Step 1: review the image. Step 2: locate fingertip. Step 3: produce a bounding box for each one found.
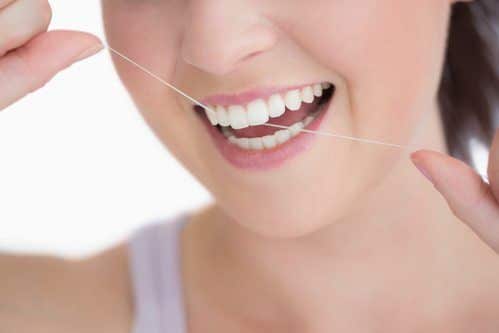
[49,29,103,45]
[72,31,104,51]
[410,150,443,173]
[409,150,422,162]
[409,150,476,192]
[410,150,436,185]
[74,43,104,62]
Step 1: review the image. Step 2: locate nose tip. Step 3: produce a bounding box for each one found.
[181,16,278,76]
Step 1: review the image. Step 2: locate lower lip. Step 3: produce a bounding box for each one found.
[198,98,332,170]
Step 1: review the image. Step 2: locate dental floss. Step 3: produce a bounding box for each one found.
[104,45,413,150]
[102,45,492,180]
[263,123,409,149]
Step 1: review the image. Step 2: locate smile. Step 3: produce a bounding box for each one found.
[194,82,335,169]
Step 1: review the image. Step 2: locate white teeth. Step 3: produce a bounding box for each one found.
[216,105,230,127]
[247,99,269,126]
[284,89,302,111]
[236,137,250,149]
[262,135,277,149]
[205,106,218,126]
[289,122,304,136]
[204,82,331,129]
[268,94,286,118]
[221,126,232,137]
[304,115,314,126]
[228,105,249,129]
[226,112,319,151]
[301,86,314,104]
[275,129,291,144]
[313,84,323,97]
[249,137,264,150]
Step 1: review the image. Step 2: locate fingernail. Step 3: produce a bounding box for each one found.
[75,43,104,62]
[411,155,434,185]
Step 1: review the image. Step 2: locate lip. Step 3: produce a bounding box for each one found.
[200,82,324,107]
[197,91,333,170]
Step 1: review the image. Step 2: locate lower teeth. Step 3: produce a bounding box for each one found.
[222,111,319,150]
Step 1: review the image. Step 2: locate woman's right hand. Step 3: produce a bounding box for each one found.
[0,0,102,111]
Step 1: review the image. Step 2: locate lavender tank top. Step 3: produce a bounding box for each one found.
[128,215,189,333]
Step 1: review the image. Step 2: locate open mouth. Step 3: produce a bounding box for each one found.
[194,82,335,150]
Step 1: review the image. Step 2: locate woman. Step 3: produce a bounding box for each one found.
[1,0,499,331]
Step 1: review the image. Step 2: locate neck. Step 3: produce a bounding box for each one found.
[186,102,485,330]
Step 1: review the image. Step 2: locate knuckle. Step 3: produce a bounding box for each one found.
[0,0,52,55]
[0,0,52,56]
[37,0,52,29]
[40,0,52,28]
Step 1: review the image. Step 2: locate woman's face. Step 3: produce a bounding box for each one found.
[102,0,454,237]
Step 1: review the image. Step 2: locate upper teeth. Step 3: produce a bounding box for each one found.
[203,82,331,129]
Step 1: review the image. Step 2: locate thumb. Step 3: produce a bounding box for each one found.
[0,30,103,110]
[411,150,499,252]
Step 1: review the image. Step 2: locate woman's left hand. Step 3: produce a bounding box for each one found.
[411,129,499,253]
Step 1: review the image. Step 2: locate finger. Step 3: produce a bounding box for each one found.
[488,129,499,200]
[411,150,499,252]
[0,0,16,10]
[0,0,52,56]
[0,30,103,110]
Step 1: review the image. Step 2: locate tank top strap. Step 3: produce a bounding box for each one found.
[128,215,189,333]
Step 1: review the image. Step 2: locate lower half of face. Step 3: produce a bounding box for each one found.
[103,0,452,238]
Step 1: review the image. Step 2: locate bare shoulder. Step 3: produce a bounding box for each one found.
[0,243,133,333]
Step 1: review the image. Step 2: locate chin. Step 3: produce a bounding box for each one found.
[227,206,342,239]
[214,180,359,239]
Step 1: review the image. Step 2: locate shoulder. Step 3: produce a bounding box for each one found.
[0,243,133,333]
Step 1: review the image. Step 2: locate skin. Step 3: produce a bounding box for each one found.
[0,0,499,332]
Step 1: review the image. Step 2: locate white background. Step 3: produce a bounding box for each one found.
[0,0,211,257]
[0,1,490,258]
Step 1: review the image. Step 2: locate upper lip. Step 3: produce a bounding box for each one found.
[199,81,326,107]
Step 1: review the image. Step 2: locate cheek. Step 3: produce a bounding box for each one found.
[273,0,450,142]
[102,2,204,164]
[343,0,450,142]
[102,2,183,114]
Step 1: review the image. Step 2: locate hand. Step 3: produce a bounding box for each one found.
[411,129,499,253]
[0,0,102,111]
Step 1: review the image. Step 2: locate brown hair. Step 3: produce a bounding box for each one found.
[439,0,498,162]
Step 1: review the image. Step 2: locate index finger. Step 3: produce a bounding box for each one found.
[0,0,16,9]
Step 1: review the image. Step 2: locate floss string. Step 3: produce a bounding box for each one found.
[105,44,412,150]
